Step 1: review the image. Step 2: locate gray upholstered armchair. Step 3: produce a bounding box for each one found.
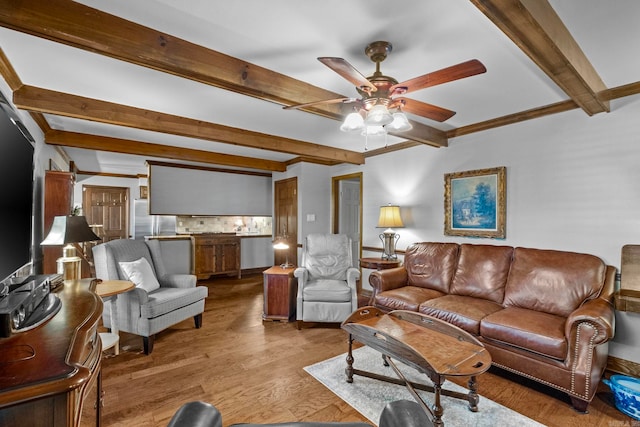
[93,239,208,354]
[294,233,360,329]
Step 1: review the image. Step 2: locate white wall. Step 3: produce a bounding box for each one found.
[347,96,640,363]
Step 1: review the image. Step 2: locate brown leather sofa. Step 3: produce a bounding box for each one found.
[369,242,616,412]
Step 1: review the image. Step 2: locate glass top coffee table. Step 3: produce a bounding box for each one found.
[341,306,492,427]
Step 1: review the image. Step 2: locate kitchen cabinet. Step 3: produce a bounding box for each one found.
[192,234,241,280]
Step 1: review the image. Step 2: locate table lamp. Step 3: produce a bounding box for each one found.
[41,215,102,280]
[273,236,294,268]
[377,204,404,260]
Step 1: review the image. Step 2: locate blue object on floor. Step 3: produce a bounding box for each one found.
[603,375,640,420]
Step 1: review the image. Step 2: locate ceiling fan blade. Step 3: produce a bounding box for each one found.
[318,57,377,93]
[391,59,486,95]
[283,97,358,110]
[398,97,456,122]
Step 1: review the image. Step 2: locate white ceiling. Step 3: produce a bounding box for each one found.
[1,0,639,175]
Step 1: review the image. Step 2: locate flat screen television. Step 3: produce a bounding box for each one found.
[0,93,35,283]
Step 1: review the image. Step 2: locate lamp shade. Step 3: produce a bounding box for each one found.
[340,111,365,132]
[377,205,404,228]
[41,216,101,246]
[273,241,289,250]
[385,112,413,132]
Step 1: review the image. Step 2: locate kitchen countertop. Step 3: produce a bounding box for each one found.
[145,233,271,240]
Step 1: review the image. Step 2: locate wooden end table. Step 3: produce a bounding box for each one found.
[95,279,134,355]
[359,257,401,270]
[341,306,492,427]
[262,266,297,322]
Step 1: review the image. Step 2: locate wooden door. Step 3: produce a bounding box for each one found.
[82,186,129,241]
[274,177,298,267]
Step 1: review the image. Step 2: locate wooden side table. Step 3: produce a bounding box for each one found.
[263,266,297,322]
[360,258,402,305]
[95,279,134,355]
[360,257,401,270]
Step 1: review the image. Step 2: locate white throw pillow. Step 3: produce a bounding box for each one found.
[118,257,161,292]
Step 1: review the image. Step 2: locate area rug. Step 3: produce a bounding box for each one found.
[304,346,546,427]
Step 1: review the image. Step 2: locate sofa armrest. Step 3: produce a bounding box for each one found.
[369,267,408,293]
[565,298,615,345]
[159,274,197,289]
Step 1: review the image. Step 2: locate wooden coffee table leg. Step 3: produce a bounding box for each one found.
[346,334,354,383]
[432,377,444,427]
[467,375,480,412]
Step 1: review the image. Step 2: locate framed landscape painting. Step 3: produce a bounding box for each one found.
[444,166,506,238]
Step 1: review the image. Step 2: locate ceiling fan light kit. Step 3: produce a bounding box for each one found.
[364,104,393,126]
[361,125,386,137]
[339,111,365,132]
[285,40,486,145]
[386,112,413,132]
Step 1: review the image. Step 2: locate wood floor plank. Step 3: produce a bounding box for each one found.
[100,274,631,427]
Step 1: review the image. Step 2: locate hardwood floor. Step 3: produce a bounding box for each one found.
[100,274,631,427]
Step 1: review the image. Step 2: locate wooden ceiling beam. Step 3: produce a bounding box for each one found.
[45,130,288,172]
[448,100,578,138]
[13,85,364,165]
[0,0,446,147]
[471,0,609,116]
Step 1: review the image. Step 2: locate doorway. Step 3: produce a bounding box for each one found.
[332,173,362,271]
[273,177,298,267]
[82,185,130,241]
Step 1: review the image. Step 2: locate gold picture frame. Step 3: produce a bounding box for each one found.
[140,185,148,199]
[444,166,506,239]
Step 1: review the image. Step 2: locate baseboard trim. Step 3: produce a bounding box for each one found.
[607,355,640,377]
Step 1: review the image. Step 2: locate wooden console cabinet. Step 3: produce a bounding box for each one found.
[0,279,103,427]
[192,234,241,280]
[262,266,297,321]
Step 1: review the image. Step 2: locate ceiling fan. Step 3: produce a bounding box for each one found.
[284,41,486,130]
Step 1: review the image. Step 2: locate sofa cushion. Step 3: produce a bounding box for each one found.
[503,247,606,317]
[418,295,504,335]
[449,244,513,304]
[404,242,459,293]
[141,286,209,318]
[374,286,445,312]
[480,307,567,360]
[119,257,161,292]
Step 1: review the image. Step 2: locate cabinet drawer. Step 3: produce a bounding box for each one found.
[195,237,239,246]
[79,323,100,367]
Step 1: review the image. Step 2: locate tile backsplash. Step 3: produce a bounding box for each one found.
[176,215,272,235]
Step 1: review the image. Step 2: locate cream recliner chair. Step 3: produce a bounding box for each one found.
[294,233,360,329]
